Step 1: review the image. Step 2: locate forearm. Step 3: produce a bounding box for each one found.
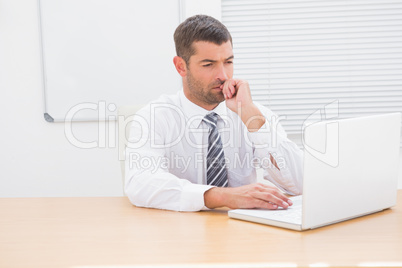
[203,187,224,208]
[245,105,303,195]
[125,168,213,211]
[240,103,266,132]
[263,142,304,195]
[125,145,213,211]
[204,183,294,210]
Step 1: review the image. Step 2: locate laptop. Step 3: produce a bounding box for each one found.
[229,113,401,231]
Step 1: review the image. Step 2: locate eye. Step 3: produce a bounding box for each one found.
[226,61,233,64]
[203,63,212,67]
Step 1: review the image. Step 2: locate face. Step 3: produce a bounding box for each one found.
[181,41,234,110]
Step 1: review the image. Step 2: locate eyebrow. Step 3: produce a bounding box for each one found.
[199,55,234,63]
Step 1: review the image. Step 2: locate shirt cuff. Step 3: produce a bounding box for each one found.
[180,183,215,211]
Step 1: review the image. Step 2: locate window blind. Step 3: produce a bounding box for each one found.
[222,0,402,146]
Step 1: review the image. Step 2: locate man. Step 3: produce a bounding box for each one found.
[125,15,303,211]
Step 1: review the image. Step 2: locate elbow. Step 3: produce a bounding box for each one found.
[124,173,147,208]
[288,187,302,196]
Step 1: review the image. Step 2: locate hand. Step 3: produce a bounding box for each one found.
[220,79,252,114]
[204,183,293,210]
[220,79,265,132]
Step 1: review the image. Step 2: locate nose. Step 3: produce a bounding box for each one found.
[215,63,229,82]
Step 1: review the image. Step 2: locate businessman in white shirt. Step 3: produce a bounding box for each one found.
[125,15,303,211]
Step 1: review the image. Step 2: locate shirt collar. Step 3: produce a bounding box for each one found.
[179,90,228,128]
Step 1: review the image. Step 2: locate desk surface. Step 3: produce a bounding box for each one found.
[1,191,401,268]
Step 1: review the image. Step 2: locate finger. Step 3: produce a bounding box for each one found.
[222,80,231,99]
[273,191,293,206]
[250,198,279,210]
[270,191,293,207]
[222,79,237,98]
[226,84,233,98]
[229,79,241,97]
[256,183,293,206]
[251,191,290,209]
[228,80,237,95]
[260,201,279,210]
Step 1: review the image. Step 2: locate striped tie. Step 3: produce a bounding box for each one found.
[204,113,228,187]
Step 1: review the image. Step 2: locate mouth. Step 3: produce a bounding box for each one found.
[211,84,223,90]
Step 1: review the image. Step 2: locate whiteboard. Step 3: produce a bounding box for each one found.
[38,0,182,122]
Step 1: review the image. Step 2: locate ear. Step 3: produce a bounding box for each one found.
[173,56,187,77]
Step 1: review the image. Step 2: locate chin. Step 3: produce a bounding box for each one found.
[214,94,225,103]
[205,90,225,105]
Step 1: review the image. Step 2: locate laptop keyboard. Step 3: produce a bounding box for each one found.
[233,195,303,225]
[263,195,303,224]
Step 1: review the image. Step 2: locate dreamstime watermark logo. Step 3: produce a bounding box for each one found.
[302,100,340,167]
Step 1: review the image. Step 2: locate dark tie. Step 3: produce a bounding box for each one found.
[204,113,228,187]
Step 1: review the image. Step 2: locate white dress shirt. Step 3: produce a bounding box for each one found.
[125,90,303,211]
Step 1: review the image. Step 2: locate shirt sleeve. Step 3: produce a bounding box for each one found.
[247,103,303,195]
[124,106,214,212]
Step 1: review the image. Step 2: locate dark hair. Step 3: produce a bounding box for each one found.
[174,15,232,65]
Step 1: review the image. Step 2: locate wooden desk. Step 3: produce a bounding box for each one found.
[1,191,401,268]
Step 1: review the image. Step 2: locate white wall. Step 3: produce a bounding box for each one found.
[181,0,222,21]
[397,149,402,188]
[0,0,122,197]
[0,0,401,198]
